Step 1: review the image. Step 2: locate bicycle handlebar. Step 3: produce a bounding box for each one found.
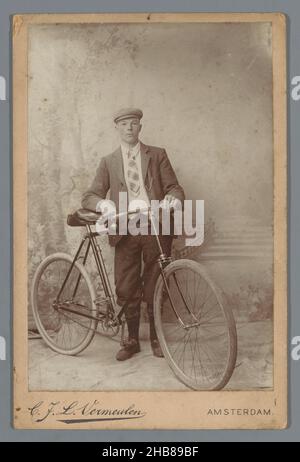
[100,204,176,221]
[114,206,151,219]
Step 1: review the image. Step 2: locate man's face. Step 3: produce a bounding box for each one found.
[115,117,142,146]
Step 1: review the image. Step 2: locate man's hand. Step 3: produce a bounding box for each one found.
[161,194,181,210]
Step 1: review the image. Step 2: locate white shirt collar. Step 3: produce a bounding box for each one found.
[121,141,140,157]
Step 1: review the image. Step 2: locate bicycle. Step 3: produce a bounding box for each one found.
[31,207,237,390]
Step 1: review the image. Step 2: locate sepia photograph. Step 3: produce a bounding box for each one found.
[13,13,287,429]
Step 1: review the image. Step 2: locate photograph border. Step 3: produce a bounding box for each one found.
[13,12,287,430]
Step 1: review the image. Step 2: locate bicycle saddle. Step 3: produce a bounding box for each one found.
[67,208,101,227]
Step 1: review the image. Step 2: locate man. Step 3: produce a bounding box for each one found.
[82,108,185,361]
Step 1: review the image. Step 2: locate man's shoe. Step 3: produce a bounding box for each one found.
[116,338,140,361]
[151,339,164,358]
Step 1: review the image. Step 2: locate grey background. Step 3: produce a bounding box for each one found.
[0,0,297,442]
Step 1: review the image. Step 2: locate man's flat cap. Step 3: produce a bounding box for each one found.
[113,108,143,123]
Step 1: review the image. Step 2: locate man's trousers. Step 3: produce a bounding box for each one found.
[114,233,173,339]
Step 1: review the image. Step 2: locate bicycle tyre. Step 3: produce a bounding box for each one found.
[31,252,98,355]
[154,259,237,390]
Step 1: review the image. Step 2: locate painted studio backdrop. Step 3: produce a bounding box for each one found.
[28,22,273,390]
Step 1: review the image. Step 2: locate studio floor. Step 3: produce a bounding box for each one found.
[28,320,273,392]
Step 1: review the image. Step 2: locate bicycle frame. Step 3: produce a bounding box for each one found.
[54,227,117,324]
[55,208,201,330]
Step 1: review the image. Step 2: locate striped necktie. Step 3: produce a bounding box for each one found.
[127,149,140,195]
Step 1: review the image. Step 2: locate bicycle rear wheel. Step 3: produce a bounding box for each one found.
[154,259,237,390]
[31,252,98,355]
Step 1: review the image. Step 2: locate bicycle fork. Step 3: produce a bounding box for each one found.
[158,255,201,330]
[151,210,201,330]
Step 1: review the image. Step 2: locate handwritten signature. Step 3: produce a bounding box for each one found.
[28,400,146,424]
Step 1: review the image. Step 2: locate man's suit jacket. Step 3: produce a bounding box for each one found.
[81,142,185,246]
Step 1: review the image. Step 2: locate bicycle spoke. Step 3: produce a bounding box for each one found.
[201,346,225,380]
[194,328,207,382]
[189,328,198,381]
[199,303,225,325]
[170,327,189,359]
[196,284,215,319]
[180,329,193,373]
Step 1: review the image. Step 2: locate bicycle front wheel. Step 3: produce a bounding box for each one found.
[154,259,237,390]
[31,252,98,355]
